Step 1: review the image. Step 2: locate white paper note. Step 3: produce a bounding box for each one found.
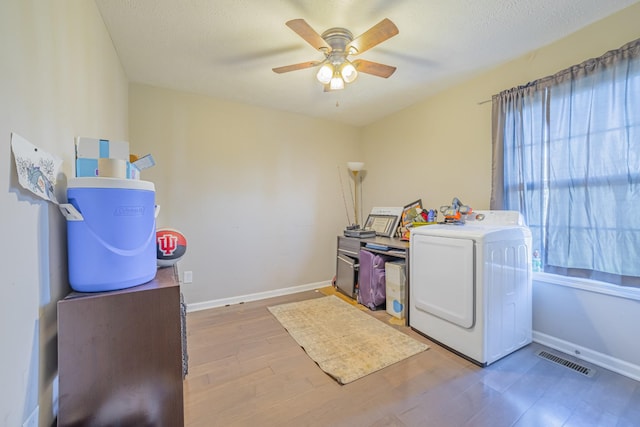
[11,132,63,204]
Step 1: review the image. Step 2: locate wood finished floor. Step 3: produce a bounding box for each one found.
[183,290,640,427]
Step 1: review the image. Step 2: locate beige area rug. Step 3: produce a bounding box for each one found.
[268,295,429,385]
[317,286,407,326]
[317,286,366,308]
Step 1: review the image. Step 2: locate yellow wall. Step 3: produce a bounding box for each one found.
[362,2,640,215]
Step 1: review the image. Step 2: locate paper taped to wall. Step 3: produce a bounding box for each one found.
[11,132,62,204]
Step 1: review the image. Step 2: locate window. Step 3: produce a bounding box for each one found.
[491,39,640,286]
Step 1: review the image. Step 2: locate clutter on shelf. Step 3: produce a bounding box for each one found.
[399,199,438,241]
[439,197,473,224]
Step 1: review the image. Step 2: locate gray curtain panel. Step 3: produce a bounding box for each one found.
[491,38,640,285]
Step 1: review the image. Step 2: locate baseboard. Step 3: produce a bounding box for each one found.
[186,280,331,313]
[533,331,640,381]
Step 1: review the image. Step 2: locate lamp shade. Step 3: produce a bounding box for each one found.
[347,162,364,172]
[341,62,358,83]
[330,74,345,90]
[316,63,333,84]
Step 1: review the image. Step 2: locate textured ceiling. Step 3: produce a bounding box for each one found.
[95,0,638,127]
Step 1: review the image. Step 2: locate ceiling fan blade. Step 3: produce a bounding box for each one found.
[272,61,321,74]
[352,59,397,78]
[286,19,331,52]
[347,18,399,55]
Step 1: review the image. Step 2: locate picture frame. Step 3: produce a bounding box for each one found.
[364,214,397,237]
[401,199,423,226]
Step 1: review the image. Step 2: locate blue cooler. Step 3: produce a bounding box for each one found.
[61,177,158,292]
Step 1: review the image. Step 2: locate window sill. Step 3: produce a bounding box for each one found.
[533,272,640,302]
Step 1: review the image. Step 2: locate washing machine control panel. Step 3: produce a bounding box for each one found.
[468,210,524,226]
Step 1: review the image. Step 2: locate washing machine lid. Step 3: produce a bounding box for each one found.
[410,210,531,243]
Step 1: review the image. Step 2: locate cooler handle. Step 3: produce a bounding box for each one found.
[60,204,158,221]
[59,203,84,221]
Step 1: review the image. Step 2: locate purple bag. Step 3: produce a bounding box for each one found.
[358,250,391,310]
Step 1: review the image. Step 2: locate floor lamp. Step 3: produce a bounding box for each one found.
[347,162,364,226]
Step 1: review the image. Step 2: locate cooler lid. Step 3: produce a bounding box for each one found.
[67,177,155,191]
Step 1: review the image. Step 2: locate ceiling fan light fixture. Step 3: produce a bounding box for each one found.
[275,18,399,91]
[340,62,358,83]
[316,63,333,84]
[330,72,345,90]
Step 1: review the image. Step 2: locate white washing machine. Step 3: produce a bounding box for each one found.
[409,210,532,366]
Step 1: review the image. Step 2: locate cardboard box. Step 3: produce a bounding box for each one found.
[385,261,406,319]
[76,137,129,160]
[75,158,139,179]
[75,137,134,178]
[74,137,155,179]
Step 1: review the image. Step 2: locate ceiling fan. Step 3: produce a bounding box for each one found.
[272,18,399,91]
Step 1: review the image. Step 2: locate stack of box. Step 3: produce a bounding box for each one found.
[76,137,131,178]
[75,137,154,179]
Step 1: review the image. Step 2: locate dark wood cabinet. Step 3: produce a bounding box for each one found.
[57,266,184,426]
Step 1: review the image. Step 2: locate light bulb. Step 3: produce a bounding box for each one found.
[316,64,333,84]
[341,62,358,83]
[330,74,345,90]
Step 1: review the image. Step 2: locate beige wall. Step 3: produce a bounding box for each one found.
[0,1,128,425]
[362,2,640,215]
[129,84,360,305]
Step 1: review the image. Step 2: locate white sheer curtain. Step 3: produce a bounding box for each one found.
[491,38,640,286]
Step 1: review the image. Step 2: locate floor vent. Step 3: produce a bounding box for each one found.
[537,350,596,377]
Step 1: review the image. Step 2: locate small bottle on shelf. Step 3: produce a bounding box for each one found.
[532,249,543,273]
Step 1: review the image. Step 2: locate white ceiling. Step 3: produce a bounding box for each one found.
[95,0,638,127]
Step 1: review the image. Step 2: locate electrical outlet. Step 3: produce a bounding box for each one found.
[184,271,193,284]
